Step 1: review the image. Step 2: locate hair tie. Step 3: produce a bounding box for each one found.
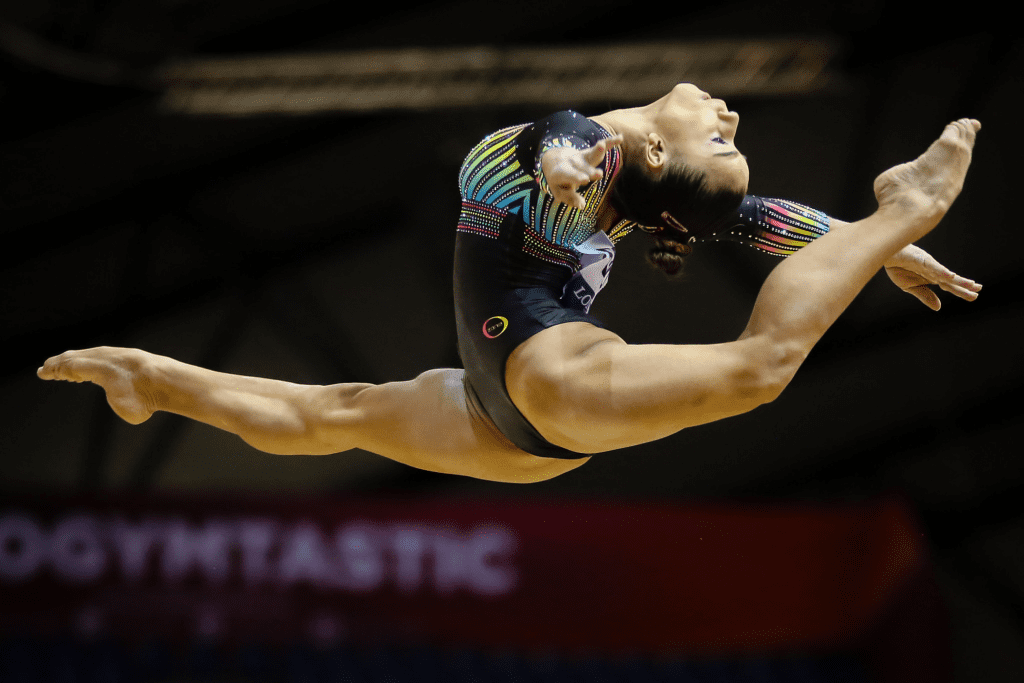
[661,211,688,233]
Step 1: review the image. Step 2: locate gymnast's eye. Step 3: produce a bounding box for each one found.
[712,136,726,144]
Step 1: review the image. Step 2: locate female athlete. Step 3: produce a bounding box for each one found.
[38,84,983,484]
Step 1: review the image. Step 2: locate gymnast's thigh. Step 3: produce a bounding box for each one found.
[505,321,782,453]
[357,368,590,483]
[504,322,625,444]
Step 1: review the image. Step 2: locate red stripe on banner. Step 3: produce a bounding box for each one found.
[0,493,931,657]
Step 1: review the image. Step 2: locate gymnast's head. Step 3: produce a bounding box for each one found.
[609,83,748,258]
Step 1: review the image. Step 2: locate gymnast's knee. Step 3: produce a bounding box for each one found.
[743,336,808,404]
[271,382,375,455]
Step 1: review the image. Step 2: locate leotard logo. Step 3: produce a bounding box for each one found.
[483,316,508,339]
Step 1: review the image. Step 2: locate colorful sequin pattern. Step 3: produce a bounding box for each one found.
[708,196,831,256]
[457,115,834,267]
[457,117,622,266]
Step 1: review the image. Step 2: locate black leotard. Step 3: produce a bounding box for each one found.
[454,111,832,459]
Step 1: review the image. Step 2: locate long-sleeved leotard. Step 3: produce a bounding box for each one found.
[711,196,833,255]
[453,111,832,459]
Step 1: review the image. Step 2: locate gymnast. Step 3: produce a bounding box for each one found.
[38,83,983,484]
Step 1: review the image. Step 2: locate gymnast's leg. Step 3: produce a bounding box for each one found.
[508,119,981,453]
[36,352,588,484]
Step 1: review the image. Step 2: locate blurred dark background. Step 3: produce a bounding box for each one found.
[1,0,1022,680]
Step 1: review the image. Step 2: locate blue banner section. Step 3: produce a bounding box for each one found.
[0,634,870,683]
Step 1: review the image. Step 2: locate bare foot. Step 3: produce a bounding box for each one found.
[873,118,980,239]
[38,347,155,425]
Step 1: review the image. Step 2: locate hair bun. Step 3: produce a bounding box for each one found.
[647,237,692,277]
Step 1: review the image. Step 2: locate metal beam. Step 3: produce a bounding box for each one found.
[156,39,840,116]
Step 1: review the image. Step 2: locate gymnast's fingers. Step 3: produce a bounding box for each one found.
[562,163,595,186]
[919,257,982,301]
[906,285,942,311]
[582,135,623,167]
[937,278,982,301]
[906,246,982,297]
[551,184,586,210]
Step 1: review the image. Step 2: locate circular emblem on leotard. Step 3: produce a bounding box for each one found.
[482,316,508,339]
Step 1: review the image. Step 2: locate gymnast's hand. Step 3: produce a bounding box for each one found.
[540,134,624,210]
[883,243,982,311]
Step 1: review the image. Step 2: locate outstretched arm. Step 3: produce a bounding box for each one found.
[718,197,982,309]
[838,219,981,310]
[712,196,832,255]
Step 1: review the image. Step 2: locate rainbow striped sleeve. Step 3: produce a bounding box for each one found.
[707,196,832,256]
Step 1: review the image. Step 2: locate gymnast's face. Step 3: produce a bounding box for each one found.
[648,83,749,193]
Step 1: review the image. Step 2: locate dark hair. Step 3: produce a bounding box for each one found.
[646,235,693,278]
[610,156,744,277]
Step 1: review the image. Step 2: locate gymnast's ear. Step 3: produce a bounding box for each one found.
[645,133,668,172]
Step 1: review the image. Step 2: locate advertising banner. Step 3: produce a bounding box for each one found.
[1,493,933,657]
